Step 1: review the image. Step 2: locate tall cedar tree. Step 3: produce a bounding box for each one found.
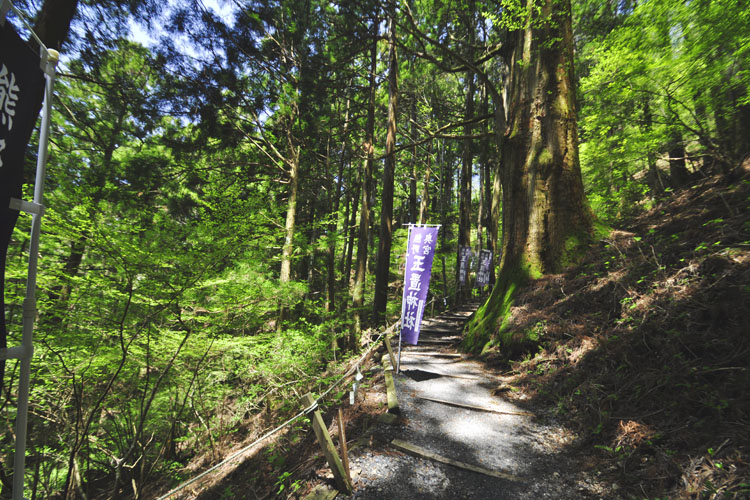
[465,0,592,349]
[351,22,378,342]
[373,12,398,326]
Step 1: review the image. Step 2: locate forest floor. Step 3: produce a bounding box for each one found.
[169,167,750,500]
[483,166,750,499]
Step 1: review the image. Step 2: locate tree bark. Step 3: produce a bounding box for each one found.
[278,148,300,328]
[729,90,750,163]
[499,0,590,277]
[418,140,433,224]
[477,83,491,255]
[457,71,475,296]
[409,88,418,223]
[373,14,398,326]
[327,93,350,313]
[667,128,690,188]
[439,139,450,253]
[342,174,359,288]
[304,199,317,301]
[465,0,592,351]
[350,33,377,344]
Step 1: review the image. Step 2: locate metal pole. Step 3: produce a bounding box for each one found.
[396,328,402,373]
[13,48,58,500]
[397,224,411,374]
[441,256,448,307]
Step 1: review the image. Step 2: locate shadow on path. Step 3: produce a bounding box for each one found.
[337,302,605,499]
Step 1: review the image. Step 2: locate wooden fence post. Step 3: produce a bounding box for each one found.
[302,393,353,494]
[381,358,400,414]
[384,334,397,369]
[337,408,351,484]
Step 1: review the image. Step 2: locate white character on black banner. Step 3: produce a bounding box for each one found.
[0,64,20,131]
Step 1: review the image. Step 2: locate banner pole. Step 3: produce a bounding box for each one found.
[397,224,412,374]
[1,0,10,23]
[12,48,58,500]
[396,326,402,374]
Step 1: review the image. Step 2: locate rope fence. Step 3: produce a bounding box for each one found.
[156,318,400,500]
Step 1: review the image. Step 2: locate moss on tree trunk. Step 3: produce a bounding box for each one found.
[463,0,592,355]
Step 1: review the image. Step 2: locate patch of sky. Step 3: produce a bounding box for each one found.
[128,0,236,55]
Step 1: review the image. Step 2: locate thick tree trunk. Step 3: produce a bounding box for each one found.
[278,150,300,328]
[457,69,475,295]
[667,128,690,188]
[418,140,432,224]
[350,36,377,343]
[373,15,398,326]
[487,60,509,288]
[499,0,590,277]
[465,0,592,352]
[342,175,359,287]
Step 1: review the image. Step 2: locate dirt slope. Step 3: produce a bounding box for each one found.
[487,169,750,498]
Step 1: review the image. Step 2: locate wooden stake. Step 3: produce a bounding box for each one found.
[404,352,462,357]
[410,371,480,381]
[416,339,457,345]
[302,394,353,494]
[384,334,397,369]
[382,359,400,414]
[337,408,351,484]
[390,439,521,482]
[416,395,534,416]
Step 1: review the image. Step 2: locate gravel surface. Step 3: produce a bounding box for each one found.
[335,308,615,499]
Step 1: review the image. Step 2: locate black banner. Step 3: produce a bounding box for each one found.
[458,246,472,285]
[476,249,492,287]
[1,21,46,380]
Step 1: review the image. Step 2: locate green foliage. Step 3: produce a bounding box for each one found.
[578,0,750,222]
[498,0,553,31]
[5,0,748,496]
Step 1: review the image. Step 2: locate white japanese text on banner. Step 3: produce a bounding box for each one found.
[400,226,439,345]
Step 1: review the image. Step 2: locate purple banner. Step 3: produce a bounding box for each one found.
[400,226,439,345]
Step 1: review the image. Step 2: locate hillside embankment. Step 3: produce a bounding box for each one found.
[486,167,750,498]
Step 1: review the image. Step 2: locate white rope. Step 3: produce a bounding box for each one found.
[157,319,399,500]
[156,406,311,500]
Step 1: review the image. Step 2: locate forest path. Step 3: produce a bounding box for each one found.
[336,301,600,499]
